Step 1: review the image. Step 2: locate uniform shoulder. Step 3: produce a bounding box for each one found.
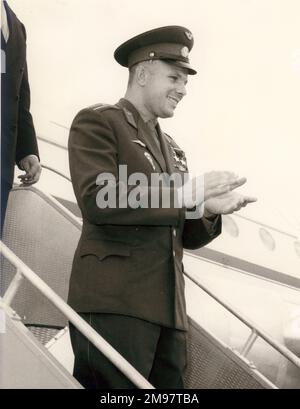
[72,103,122,123]
[88,103,121,113]
[74,103,120,117]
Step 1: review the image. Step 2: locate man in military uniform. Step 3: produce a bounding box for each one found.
[68,25,256,389]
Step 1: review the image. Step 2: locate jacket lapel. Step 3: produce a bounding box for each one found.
[117,99,167,172]
[137,118,167,172]
[156,123,174,174]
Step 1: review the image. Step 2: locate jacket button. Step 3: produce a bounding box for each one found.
[11,124,17,131]
[20,67,24,72]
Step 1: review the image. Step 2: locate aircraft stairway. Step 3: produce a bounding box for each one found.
[1,187,299,389]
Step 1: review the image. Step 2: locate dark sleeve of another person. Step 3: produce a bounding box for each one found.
[15,24,39,167]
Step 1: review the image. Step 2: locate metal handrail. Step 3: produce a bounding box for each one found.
[0,241,154,389]
[184,269,300,369]
[40,164,71,182]
[37,135,68,151]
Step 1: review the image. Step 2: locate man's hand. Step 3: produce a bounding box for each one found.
[204,191,257,216]
[18,155,42,185]
[204,171,246,201]
[178,171,247,209]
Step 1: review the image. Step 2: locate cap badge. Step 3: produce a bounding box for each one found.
[149,51,155,58]
[185,31,193,41]
[181,46,189,58]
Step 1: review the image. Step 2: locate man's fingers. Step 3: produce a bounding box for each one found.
[223,195,257,214]
[205,173,239,189]
[232,196,258,212]
[21,179,34,185]
[19,173,38,185]
[227,177,247,190]
[205,178,245,199]
[205,171,237,180]
[18,173,30,180]
[205,175,247,197]
[18,174,34,186]
[238,196,257,206]
[244,196,258,203]
[17,163,41,185]
[205,183,237,200]
[205,185,230,200]
[206,177,246,198]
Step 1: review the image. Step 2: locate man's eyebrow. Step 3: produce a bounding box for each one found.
[168,69,188,84]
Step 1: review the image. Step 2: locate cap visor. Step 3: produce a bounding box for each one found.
[170,60,197,75]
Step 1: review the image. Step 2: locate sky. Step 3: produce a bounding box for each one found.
[9,0,300,235]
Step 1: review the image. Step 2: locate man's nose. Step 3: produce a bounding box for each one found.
[176,83,187,97]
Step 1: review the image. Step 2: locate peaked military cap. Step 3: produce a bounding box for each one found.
[114,25,197,75]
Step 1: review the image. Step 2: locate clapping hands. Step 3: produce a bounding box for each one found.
[204,190,257,217]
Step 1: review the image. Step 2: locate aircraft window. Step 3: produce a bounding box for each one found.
[259,228,276,251]
[294,241,300,259]
[222,215,239,237]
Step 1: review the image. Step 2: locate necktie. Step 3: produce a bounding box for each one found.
[1,1,9,42]
[147,120,161,151]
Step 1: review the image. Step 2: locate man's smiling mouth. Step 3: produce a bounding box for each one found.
[168,96,180,104]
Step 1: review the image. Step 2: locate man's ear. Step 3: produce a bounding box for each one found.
[135,64,147,87]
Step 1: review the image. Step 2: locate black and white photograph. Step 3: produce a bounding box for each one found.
[1,0,300,391]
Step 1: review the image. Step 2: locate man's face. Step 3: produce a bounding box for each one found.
[142,60,188,119]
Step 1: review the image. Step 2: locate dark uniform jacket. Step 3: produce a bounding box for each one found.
[1,1,39,188]
[68,98,221,330]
